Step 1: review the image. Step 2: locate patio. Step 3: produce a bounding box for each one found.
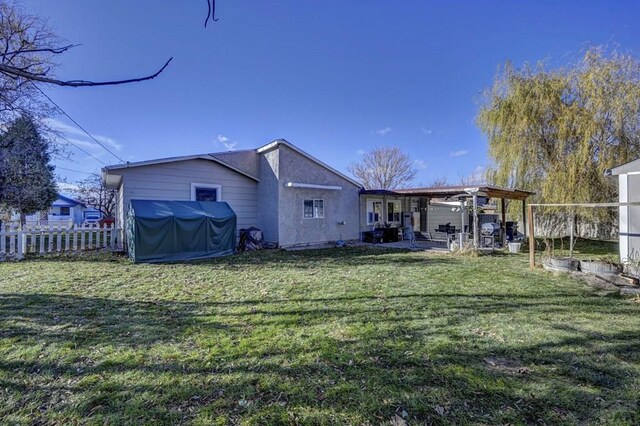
[360,185,534,249]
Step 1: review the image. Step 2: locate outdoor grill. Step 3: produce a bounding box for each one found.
[480,222,500,248]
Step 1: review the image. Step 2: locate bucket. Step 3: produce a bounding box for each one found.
[508,242,521,253]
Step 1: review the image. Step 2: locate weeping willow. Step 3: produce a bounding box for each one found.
[478,47,640,227]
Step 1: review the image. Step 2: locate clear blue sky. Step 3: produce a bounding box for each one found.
[19,0,640,187]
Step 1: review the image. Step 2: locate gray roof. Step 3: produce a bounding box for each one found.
[608,158,640,176]
[102,153,260,182]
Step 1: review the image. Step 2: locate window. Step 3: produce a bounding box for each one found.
[190,183,222,202]
[303,199,324,219]
[387,200,401,222]
[60,207,70,216]
[367,199,383,225]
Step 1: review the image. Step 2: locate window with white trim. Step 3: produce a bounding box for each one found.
[303,199,324,219]
[190,183,222,201]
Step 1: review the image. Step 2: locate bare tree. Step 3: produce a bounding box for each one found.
[348,146,417,189]
[458,169,486,186]
[430,175,449,187]
[0,1,172,121]
[73,174,116,218]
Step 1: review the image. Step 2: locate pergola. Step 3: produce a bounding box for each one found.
[363,185,534,247]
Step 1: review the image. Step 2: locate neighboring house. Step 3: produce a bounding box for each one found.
[16,194,86,226]
[102,139,362,248]
[609,158,640,262]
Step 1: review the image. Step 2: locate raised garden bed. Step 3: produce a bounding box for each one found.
[542,257,580,272]
[580,259,622,276]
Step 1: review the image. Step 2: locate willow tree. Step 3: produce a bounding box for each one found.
[477,48,640,247]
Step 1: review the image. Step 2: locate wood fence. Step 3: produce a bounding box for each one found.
[0,223,121,261]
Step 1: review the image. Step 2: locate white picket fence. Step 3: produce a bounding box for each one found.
[0,223,121,261]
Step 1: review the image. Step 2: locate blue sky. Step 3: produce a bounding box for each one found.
[19,0,640,187]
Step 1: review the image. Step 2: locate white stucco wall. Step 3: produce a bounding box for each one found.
[274,145,360,247]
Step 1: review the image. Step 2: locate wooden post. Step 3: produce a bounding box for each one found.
[39,230,45,255]
[522,199,527,240]
[56,226,62,252]
[109,224,116,250]
[472,194,479,248]
[48,227,53,252]
[17,230,25,260]
[9,229,15,255]
[0,224,5,254]
[501,198,506,245]
[528,204,535,268]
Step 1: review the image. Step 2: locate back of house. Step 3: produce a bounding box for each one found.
[103,139,362,250]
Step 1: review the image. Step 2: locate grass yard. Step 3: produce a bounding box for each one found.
[531,237,619,261]
[1,248,640,425]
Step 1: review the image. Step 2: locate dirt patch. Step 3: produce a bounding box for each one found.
[483,357,533,375]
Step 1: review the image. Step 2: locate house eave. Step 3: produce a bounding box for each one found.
[103,154,260,182]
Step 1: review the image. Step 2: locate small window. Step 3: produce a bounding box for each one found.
[387,201,401,222]
[195,187,217,201]
[190,183,222,202]
[304,199,324,219]
[367,200,382,225]
[60,207,70,216]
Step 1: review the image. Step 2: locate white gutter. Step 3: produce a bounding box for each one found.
[285,182,343,190]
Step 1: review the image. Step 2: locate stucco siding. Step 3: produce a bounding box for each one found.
[256,149,280,243]
[211,150,259,178]
[113,159,258,235]
[276,145,360,246]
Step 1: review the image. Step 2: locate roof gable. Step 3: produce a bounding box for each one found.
[53,194,84,207]
[257,139,362,188]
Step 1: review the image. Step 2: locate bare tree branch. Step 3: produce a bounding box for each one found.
[0,57,173,87]
[0,43,80,58]
[204,0,219,27]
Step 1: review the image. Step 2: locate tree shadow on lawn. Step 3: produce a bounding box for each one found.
[0,291,639,424]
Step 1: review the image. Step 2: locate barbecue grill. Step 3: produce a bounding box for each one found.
[480,222,500,248]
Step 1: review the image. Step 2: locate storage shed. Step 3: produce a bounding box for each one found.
[609,159,640,263]
[126,200,237,263]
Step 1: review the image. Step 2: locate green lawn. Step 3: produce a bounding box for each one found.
[1,248,639,425]
[530,237,619,261]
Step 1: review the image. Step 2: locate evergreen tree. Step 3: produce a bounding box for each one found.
[0,116,57,224]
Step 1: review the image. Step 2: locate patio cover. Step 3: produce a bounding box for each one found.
[361,185,533,201]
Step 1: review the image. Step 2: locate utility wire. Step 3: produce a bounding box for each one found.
[32,83,126,163]
[56,132,107,166]
[54,165,99,175]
